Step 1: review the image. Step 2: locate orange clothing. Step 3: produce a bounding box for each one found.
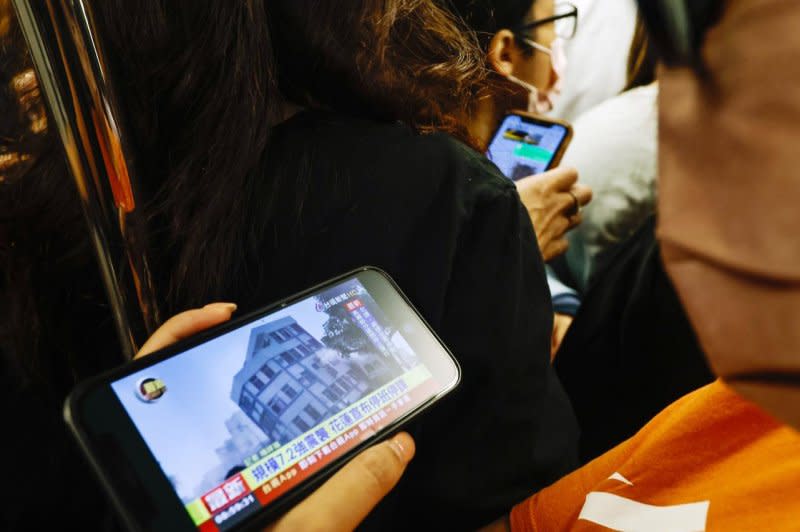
[511,380,800,531]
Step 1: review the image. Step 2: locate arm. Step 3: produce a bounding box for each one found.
[403,180,579,528]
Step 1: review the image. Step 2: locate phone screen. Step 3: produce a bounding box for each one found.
[486,114,569,180]
[106,273,456,531]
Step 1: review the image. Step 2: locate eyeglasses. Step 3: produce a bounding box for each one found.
[521,38,553,58]
[634,0,722,68]
[516,2,578,42]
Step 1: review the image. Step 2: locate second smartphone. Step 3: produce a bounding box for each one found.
[487,111,573,180]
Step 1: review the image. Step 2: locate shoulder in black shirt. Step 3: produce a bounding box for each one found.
[248,111,579,529]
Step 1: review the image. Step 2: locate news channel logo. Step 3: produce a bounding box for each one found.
[135,377,167,403]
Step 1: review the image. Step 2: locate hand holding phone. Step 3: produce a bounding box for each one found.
[133,304,415,532]
[486,111,573,180]
[515,167,592,261]
[266,432,413,532]
[65,268,459,532]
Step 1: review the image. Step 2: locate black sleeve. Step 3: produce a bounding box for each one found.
[554,216,713,463]
[367,174,580,530]
[259,123,579,531]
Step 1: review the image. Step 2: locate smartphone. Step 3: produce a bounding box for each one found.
[486,112,573,180]
[65,267,461,532]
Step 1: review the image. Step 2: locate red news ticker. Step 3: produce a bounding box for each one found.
[198,379,438,532]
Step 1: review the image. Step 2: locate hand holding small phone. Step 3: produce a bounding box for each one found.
[135,303,415,532]
[486,111,573,179]
[515,167,592,261]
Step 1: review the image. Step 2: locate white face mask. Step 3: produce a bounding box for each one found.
[508,37,568,114]
[506,72,552,114]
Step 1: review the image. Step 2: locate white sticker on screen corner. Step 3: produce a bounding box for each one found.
[578,491,709,531]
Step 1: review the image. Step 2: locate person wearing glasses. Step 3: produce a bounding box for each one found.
[445,0,589,260]
[445,1,591,351]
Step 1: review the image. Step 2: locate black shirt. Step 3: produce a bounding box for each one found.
[245,111,579,529]
[554,216,713,463]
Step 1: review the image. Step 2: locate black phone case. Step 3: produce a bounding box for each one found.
[64,266,461,531]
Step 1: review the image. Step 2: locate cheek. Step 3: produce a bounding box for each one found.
[520,53,553,91]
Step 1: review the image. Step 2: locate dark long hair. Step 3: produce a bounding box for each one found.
[2,0,487,387]
[97,0,488,313]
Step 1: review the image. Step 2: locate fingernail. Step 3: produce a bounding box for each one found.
[204,302,237,313]
[388,432,415,462]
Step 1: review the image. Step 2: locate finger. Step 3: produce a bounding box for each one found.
[541,166,578,192]
[566,212,583,230]
[553,188,581,216]
[570,183,592,206]
[136,303,237,358]
[269,433,415,532]
[550,210,573,236]
[514,166,578,193]
[542,237,569,262]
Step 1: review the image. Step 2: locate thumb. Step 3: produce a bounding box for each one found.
[268,432,415,532]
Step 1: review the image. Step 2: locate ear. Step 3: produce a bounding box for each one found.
[487,29,522,78]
